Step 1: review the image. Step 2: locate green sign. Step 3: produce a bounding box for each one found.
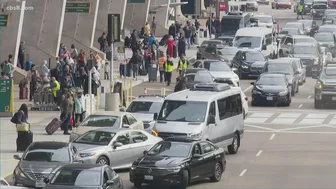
[128,0,146,3]
[0,14,10,27]
[0,14,9,20]
[65,2,91,13]
[0,21,8,27]
[0,79,13,117]
[149,10,156,14]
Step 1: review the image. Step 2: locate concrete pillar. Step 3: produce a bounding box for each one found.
[124,0,151,31]
[148,0,169,37]
[175,0,188,22]
[105,93,120,111]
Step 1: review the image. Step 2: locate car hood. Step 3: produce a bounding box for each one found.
[244,60,266,68]
[137,156,188,167]
[45,185,101,189]
[155,121,203,133]
[132,112,154,122]
[20,161,66,173]
[210,71,238,79]
[292,54,317,59]
[255,85,288,92]
[72,143,107,153]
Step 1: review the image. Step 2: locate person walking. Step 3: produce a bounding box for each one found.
[13,103,31,152]
[50,77,60,109]
[165,35,175,58]
[168,23,176,39]
[151,17,157,35]
[183,21,192,49]
[130,51,142,80]
[178,36,186,57]
[60,93,73,135]
[159,55,166,83]
[297,4,304,19]
[29,64,38,101]
[214,17,221,38]
[98,32,107,52]
[165,56,174,86]
[177,54,189,77]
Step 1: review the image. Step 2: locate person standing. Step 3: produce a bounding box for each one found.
[151,17,157,35]
[178,36,186,57]
[159,55,166,83]
[50,77,60,108]
[145,22,151,37]
[98,32,107,52]
[168,23,176,39]
[62,65,75,95]
[177,54,189,77]
[4,59,14,78]
[29,64,38,101]
[214,17,221,38]
[18,42,25,69]
[206,17,214,38]
[131,30,139,53]
[183,21,192,49]
[165,56,174,86]
[297,4,304,19]
[165,35,175,58]
[194,19,200,31]
[130,51,141,80]
[74,92,83,127]
[60,93,73,135]
[13,103,31,152]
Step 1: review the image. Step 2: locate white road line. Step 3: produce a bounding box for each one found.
[277,125,325,131]
[298,104,303,108]
[269,133,275,140]
[307,95,311,99]
[243,85,253,92]
[244,124,278,131]
[256,150,263,157]
[239,169,247,176]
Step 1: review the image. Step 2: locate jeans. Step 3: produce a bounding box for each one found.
[185,38,191,49]
[132,64,138,79]
[119,64,127,77]
[104,72,109,80]
[159,71,165,82]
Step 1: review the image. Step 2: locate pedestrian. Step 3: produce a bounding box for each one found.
[148,33,156,48]
[40,60,50,82]
[214,17,221,38]
[165,35,175,58]
[98,32,107,52]
[190,24,196,45]
[168,23,176,39]
[13,103,30,152]
[74,92,83,127]
[60,93,73,135]
[62,65,75,94]
[159,55,165,83]
[50,77,60,108]
[104,62,110,80]
[194,19,200,31]
[297,4,304,19]
[151,16,157,35]
[77,49,86,68]
[206,17,214,38]
[178,36,186,57]
[70,44,78,62]
[131,30,139,53]
[0,71,9,79]
[130,51,141,80]
[29,64,38,101]
[183,21,192,49]
[18,42,25,69]
[165,56,174,86]
[145,22,151,37]
[177,54,189,77]
[91,67,100,96]
[4,60,14,78]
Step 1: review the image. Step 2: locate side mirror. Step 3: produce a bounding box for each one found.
[106,180,114,186]
[208,115,216,124]
[312,73,318,79]
[119,107,126,112]
[303,65,306,68]
[13,154,21,160]
[262,44,267,50]
[143,150,148,155]
[250,82,255,85]
[122,124,130,128]
[153,113,158,120]
[43,178,50,184]
[192,154,202,159]
[113,142,123,149]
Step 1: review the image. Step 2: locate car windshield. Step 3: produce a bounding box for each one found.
[313,4,327,9]
[80,115,118,127]
[242,51,265,61]
[255,16,272,23]
[285,23,301,29]
[220,48,237,55]
[147,141,191,157]
[184,71,214,83]
[320,68,336,79]
[204,61,231,71]
[51,168,101,186]
[73,131,116,145]
[126,101,162,114]
[319,27,336,33]
[291,46,318,55]
[257,76,286,85]
[280,28,299,35]
[266,63,294,75]
[158,100,208,122]
[23,147,70,162]
[314,33,334,42]
[234,36,262,48]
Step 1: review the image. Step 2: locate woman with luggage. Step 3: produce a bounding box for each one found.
[14,104,32,152]
[60,93,73,135]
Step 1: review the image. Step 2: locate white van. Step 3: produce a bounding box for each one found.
[233,27,278,58]
[152,83,244,154]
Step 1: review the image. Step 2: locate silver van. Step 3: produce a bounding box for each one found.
[152,83,245,154]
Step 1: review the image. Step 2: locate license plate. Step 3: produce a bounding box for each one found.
[35,181,46,188]
[144,175,153,180]
[332,97,336,101]
[266,96,273,100]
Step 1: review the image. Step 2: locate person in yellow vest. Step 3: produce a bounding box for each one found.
[159,55,166,83]
[165,55,174,86]
[177,54,189,77]
[50,77,60,109]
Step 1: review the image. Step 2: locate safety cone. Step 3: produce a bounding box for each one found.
[144,88,147,95]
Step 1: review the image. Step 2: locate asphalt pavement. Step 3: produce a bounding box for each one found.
[2,4,336,189]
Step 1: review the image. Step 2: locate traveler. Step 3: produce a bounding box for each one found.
[165,35,175,58]
[177,54,189,77]
[12,103,31,152]
[159,55,166,83]
[165,56,174,86]
[297,4,304,19]
[178,36,186,57]
[60,93,73,135]
[151,17,157,35]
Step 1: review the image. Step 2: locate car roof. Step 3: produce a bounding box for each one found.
[133,95,165,103]
[253,14,272,18]
[29,141,68,150]
[60,164,104,170]
[292,35,313,39]
[286,22,302,25]
[282,27,299,31]
[90,111,125,116]
[259,73,286,77]
[91,127,133,133]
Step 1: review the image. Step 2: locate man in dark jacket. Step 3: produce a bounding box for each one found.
[131,30,139,53]
[214,17,221,38]
[168,24,176,39]
[178,36,186,57]
[183,21,192,49]
[130,51,142,80]
[206,18,214,38]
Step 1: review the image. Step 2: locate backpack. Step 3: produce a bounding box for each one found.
[11,111,21,124]
[64,75,72,88]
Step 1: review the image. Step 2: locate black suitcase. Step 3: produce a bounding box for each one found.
[204,30,207,38]
[16,131,33,152]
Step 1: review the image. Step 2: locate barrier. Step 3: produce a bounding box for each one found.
[111,79,133,108]
[143,87,173,96]
[81,94,97,117]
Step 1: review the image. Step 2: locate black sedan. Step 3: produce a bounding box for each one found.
[251,73,292,106]
[43,164,123,189]
[196,40,225,59]
[231,50,268,79]
[130,138,226,189]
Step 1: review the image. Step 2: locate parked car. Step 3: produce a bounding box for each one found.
[129,138,226,189]
[314,32,336,57]
[311,3,328,20]
[247,0,259,11]
[318,24,336,33]
[272,0,292,9]
[43,164,123,189]
[70,111,144,142]
[283,22,305,35]
[12,142,82,188]
[71,128,162,169]
[278,35,319,57]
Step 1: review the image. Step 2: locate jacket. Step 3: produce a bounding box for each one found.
[74,98,83,114]
[40,60,50,79]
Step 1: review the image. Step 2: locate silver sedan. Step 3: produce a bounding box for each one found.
[71,128,162,170]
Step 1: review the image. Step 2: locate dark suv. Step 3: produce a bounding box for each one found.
[313,66,336,109]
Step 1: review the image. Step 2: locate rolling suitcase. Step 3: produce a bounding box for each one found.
[45,118,64,135]
[204,30,208,38]
[19,87,28,99]
[148,65,158,82]
[16,131,33,152]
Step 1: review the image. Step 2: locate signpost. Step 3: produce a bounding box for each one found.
[0,13,11,27]
[65,2,92,14]
[0,79,14,117]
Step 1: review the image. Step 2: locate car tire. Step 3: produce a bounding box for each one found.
[228,133,240,154]
[210,162,223,182]
[96,156,109,165]
[179,170,189,189]
[134,181,142,188]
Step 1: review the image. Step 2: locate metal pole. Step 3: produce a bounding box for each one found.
[13,1,26,67]
[174,7,177,38]
[56,0,67,56]
[90,0,100,47]
[88,68,92,115]
[110,42,114,93]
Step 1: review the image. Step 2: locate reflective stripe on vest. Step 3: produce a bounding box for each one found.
[179,60,188,70]
[52,80,60,97]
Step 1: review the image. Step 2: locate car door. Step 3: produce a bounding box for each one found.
[108,131,134,168]
[232,51,241,69]
[129,131,151,161]
[199,141,218,176]
[283,37,293,56]
[126,114,140,129]
[188,143,207,180]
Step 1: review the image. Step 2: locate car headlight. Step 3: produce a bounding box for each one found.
[14,166,26,178]
[316,84,323,89]
[130,164,137,170]
[189,132,202,138]
[166,166,181,173]
[241,65,248,69]
[305,5,308,7]
[279,91,288,96]
[314,57,318,65]
[252,90,261,94]
[79,153,96,158]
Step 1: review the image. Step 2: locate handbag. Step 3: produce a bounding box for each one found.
[69,116,74,126]
[16,123,30,132]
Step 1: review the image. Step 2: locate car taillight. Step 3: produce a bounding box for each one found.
[245,97,248,101]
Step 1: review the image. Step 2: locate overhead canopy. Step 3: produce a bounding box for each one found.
[149,2,188,11]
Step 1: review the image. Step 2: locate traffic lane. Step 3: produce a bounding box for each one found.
[117,132,274,189]
[230,133,336,188]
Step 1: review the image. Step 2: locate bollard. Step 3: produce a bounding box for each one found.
[130,79,133,102]
[161,88,166,96]
[100,86,106,109]
[121,83,124,107]
[105,93,120,111]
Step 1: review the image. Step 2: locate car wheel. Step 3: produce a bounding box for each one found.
[134,181,142,188]
[210,162,223,182]
[228,133,240,154]
[96,156,109,165]
[179,170,189,189]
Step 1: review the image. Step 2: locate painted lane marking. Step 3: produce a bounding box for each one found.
[298,104,303,108]
[239,169,247,176]
[269,133,275,140]
[243,85,253,93]
[256,150,263,157]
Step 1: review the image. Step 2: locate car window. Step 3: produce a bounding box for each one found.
[126,101,162,114]
[200,142,216,154]
[209,101,216,117]
[126,114,137,125]
[74,131,116,146]
[51,168,101,186]
[114,132,131,145]
[193,61,203,68]
[130,131,148,143]
[122,116,129,125]
[192,144,201,155]
[105,167,115,180]
[80,115,119,127]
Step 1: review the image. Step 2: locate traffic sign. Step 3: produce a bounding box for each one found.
[219,2,227,11]
[0,13,11,27]
[128,0,146,3]
[65,2,92,14]
[0,79,14,117]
